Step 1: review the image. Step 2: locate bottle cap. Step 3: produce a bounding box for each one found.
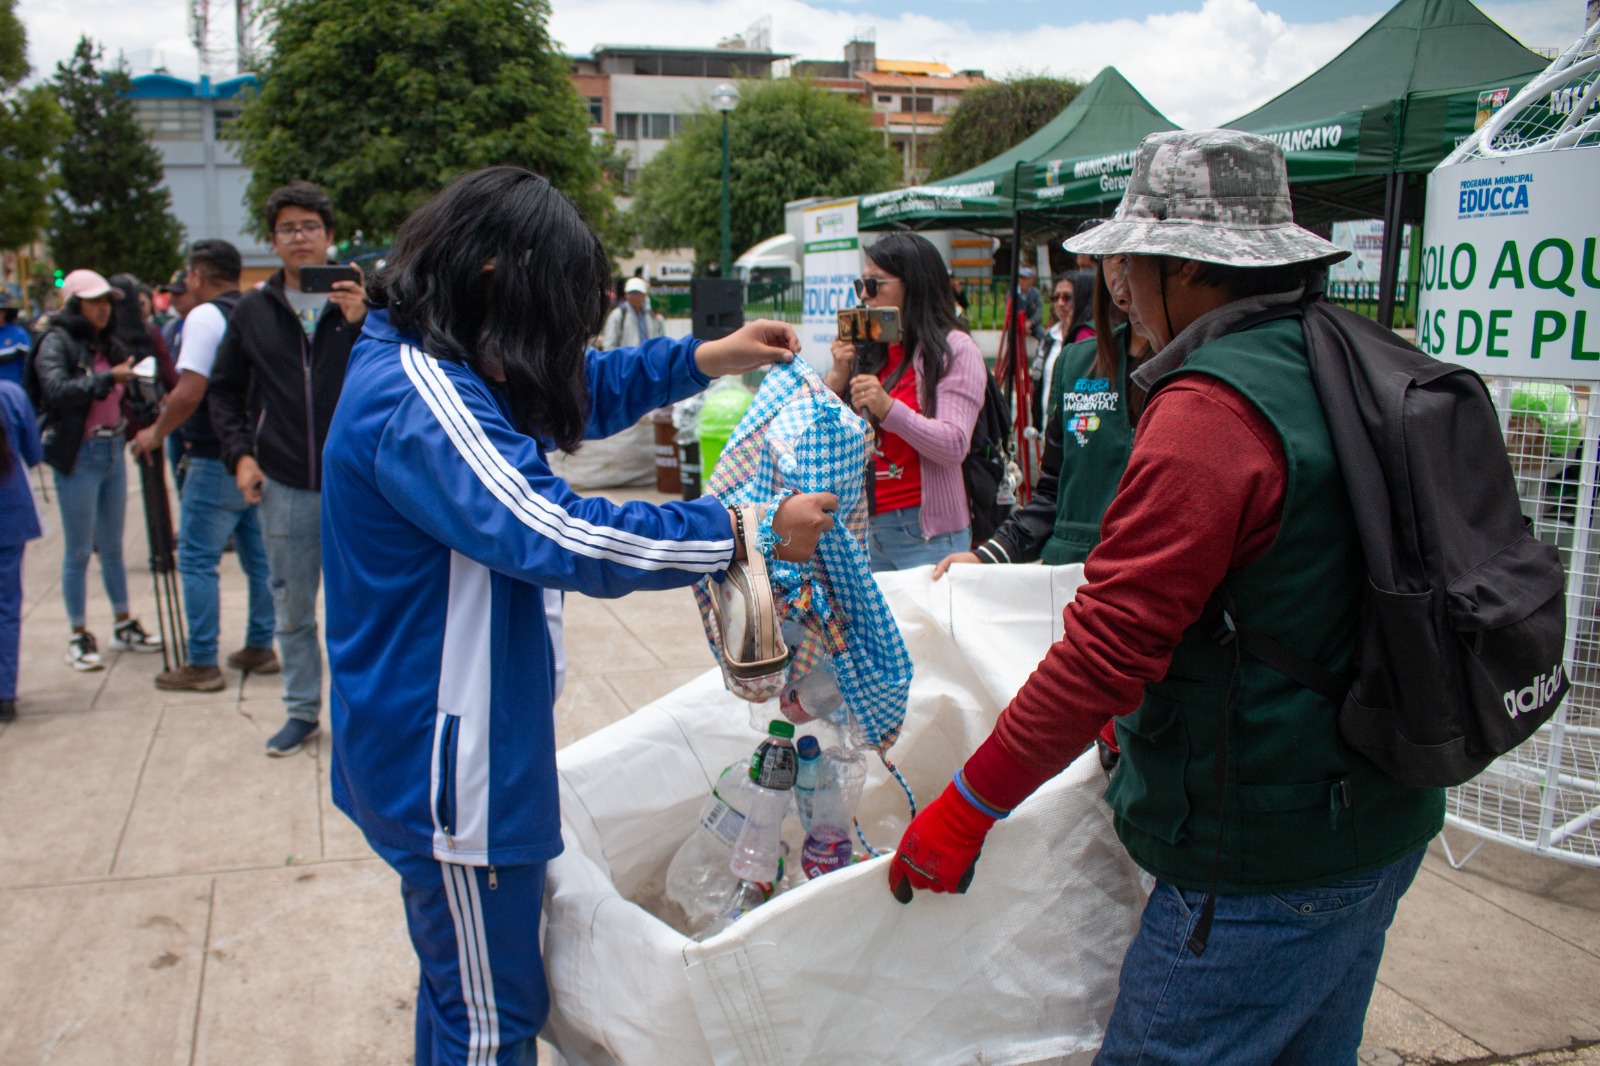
[797,735,821,758]
[767,720,795,739]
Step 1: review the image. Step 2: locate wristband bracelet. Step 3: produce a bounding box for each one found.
[954,770,1010,820]
[729,506,746,559]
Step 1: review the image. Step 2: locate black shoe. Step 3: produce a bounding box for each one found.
[0,699,15,723]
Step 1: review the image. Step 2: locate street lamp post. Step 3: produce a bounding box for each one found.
[711,82,740,277]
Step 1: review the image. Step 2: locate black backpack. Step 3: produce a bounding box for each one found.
[963,368,1014,544]
[1227,302,1569,789]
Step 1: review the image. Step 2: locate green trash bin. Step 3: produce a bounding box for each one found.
[696,384,754,483]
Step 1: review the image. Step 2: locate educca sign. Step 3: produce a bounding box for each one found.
[1416,149,1600,380]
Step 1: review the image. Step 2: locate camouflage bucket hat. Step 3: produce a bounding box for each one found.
[1063,129,1349,269]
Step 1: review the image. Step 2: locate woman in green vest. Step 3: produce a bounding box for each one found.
[933,254,1153,576]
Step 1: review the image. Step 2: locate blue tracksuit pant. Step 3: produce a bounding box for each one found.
[368,836,548,1065]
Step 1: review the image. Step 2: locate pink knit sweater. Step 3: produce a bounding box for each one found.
[878,329,985,537]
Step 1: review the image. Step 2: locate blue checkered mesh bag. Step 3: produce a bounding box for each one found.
[695,360,913,752]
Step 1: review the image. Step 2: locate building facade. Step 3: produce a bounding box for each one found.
[125,73,277,282]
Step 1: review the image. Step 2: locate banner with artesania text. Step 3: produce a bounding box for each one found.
[801,199,861,374]
[1416,149,1600,379]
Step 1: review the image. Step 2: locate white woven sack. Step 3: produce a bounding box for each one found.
[543,564,1149,1066]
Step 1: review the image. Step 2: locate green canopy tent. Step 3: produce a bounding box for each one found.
[1225,0,1545,323]
[1019,68,1180,218]
[856,66,1178,232]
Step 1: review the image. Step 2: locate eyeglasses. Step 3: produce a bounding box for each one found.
[274,222,326,241]
[853,276,897,299]
[1051,291,1075,303]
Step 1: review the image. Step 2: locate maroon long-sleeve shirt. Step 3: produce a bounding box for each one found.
[964,373,1290,810]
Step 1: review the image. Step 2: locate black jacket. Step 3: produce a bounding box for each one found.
[31,311,130,476]
[208,271,359,491]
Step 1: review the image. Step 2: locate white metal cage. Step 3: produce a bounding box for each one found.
[1445,378,1600,867]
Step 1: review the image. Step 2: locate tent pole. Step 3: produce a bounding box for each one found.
[1376,171,1404,330]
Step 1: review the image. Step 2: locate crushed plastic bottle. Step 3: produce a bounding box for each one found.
[779,657,844,725]
[665,757,759,929]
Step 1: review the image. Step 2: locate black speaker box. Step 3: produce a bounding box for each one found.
[691,278,743,341]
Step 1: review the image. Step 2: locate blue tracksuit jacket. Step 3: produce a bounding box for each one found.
[324,309,734,866]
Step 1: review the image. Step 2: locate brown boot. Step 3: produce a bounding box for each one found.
[155,665,226,692]
[226,646,280,674]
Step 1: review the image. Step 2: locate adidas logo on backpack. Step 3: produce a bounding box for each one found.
[1504,663,1567,721]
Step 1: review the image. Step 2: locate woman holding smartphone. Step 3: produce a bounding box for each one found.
[30,269,163,670]
[825,233,985,571]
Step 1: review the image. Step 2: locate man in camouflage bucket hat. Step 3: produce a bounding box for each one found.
[889,129,1442,1064]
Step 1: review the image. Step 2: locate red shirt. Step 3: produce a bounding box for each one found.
[873,343,923,513]
[964,373,1289,810]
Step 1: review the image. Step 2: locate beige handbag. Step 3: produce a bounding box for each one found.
[707,504,790,701]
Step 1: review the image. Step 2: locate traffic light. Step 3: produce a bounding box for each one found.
[52,268,64,289]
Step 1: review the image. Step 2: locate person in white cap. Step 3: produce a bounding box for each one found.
[599,276,663,349]
[888,130,1442,1064]
[28,268,163,669]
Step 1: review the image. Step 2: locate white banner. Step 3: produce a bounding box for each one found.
[1416,149,1600,380]
[800,199,860,374]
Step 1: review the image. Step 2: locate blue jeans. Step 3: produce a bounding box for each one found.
[54,436,129,628]
[868,505,970,573]
[1095,845,1428,1065]
[178,457,274,667]
[0,543,22,699]
[258,477,322,723]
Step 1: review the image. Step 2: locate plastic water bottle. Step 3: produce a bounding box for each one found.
[801,747,869,880]
[730,721,798,883]
[793,735,821,832]
[665,758,758,926]
[779,658,844,725]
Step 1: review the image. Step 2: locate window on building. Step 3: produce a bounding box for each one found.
[131,98,203,141]
[587,97,604,125]
[615,112,685,141]
[213,105,241,141]
[877,94,893,104]
[907,96,934,113]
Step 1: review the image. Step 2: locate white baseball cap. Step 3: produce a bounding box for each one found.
[624,277,649,295]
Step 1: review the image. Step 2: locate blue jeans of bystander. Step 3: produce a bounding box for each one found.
[867,505,970,573]
[0,543,22,699]
[258,476,322,723]
[54,436,129,628]
[178,457,274,667]
[1095,845,1428,1065]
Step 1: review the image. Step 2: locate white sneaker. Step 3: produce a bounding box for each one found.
[112,618,163,653]
[66,632,104,671]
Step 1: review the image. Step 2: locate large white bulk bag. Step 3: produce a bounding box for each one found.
[543,564,1148,1066]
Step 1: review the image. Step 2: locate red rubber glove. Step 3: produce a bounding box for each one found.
[887,781,998,904]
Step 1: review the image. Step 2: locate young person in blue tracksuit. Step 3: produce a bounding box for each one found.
[321,166,837,1066]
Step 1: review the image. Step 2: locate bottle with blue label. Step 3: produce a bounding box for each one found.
[793,735,822,831]
[801,747,868,879]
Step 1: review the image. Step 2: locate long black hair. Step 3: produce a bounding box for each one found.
[1056,268,1095,341]
[863,232,959,416]
[368,166,610,452]
[54,296,125,361]
[109,274,159,361]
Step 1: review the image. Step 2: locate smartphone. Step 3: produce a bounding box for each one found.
[299,264,359,293]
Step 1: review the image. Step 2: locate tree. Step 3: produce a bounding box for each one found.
[925,75,1084,181]
[0,0,67,252]
[235,0,624,253]
[628,79,899,272]
[48,37,184,282]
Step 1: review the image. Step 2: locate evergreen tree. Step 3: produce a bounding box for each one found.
[925,75,1084,181]
[0,0,67,253]
[628,79,899,273]
[235,0,624,253]
[48,37,184,282]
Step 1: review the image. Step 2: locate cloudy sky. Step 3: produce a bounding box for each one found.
[13,0,1588,127]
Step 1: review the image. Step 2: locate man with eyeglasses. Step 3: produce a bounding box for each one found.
[209,181,364,757]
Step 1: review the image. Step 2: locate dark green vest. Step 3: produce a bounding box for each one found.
[1104,319,1444,893]
[1040,327,1136,565]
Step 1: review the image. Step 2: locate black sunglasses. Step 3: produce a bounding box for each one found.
[853,276,896,299]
